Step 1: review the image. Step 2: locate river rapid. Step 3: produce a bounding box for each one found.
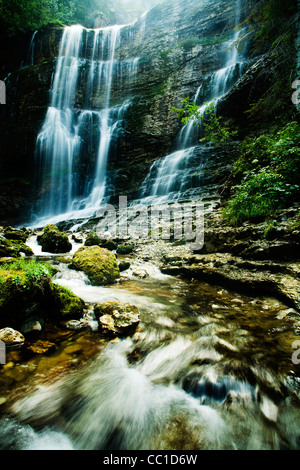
[0,237,300,451]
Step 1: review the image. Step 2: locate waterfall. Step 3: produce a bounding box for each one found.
[27,30,38,66]
[137,0,247,205]
[33,20,142,226]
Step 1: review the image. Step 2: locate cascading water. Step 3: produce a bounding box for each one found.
[33,20,143,226]
[137,0,247,205]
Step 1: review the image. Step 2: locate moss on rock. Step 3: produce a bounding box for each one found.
[70,246,120,286]
[37,224,72,254]
[0,259,84,330]
[51,283,85,320]
[0,236,33,258]
[85,232,118,251]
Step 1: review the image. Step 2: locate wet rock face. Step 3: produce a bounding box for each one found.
[0,0,246,223]
[159,204,300,312]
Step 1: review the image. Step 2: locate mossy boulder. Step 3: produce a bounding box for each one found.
[85,232,118,251]
[70,246,119,286]
[0,259,84,330]
[3,227,29,243]
[51,283,85,320]
[37,224,72,254]
[94,302,140,337]
[116,244,134,255]
[0,236,33,258]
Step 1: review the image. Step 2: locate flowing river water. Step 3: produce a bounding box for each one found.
[1,236,300,450]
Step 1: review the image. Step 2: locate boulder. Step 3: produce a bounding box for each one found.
[51,284,85,320]
[94,302,140,337]
[70,246,120,286]
[117,244,134,255]
[0,236,33,258]
[0,328,25,348]
[119,260,131,272]
[3,227,29,243]
[37,224,72,254]
[85,232,118,251]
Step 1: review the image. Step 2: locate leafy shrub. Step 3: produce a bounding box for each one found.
[224,122,300,225]
[172,99,237,145]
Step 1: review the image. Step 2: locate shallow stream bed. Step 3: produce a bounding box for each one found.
[0,246,300,450]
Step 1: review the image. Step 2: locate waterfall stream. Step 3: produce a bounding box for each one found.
[33,19,143,227]
[1,240,300,450]
[136,0,247,206]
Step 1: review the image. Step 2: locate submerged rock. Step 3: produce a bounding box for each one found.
[94,302,140,337]
[70,246,120,286]
[37,224,72,254]
[27,340,56,355]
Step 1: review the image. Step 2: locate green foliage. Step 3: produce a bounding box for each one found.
[0,0,61,35]
[172,99,237,145]
[176,36,202,50]
[241,0,297,52]
[0,0,159,35]
[0,259,54,291]
[223,122,300,225]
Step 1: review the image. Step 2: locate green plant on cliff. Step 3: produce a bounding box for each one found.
[172,99,237,145]
[223,122,300,225]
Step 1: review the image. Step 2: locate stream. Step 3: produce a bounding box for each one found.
[1,237,300,451]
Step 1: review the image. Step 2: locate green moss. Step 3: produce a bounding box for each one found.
[70,246,120,286]
[85,232,118,251]
[0,259,83,329]
[37,224,72,254]
[51,284,85,320]
[116,244,134,255]
[0,236,33,258]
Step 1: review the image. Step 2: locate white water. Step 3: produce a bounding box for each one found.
[33,16,146,227]
[2,256,300,450]
[137,0,247,205]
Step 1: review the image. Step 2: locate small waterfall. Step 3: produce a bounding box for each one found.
[33,21,142,226]
[27,30,38,66]
[137,0,247,205]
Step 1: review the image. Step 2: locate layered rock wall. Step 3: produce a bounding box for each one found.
[0,0,256,224]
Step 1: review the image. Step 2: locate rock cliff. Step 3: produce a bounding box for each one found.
[0,0,258,225]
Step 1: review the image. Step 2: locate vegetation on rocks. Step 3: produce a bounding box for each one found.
[223,122,300,225]
[172,100,238,145]
[70,246,120,286]
[0,259,84,330]
[37,224,72,254]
